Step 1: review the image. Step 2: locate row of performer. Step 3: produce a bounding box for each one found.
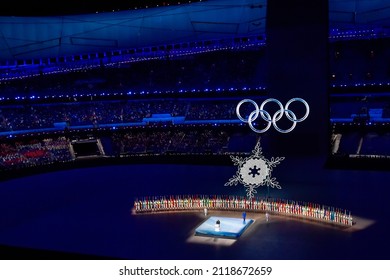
[133,195,353,226]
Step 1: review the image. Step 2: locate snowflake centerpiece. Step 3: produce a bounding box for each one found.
[225,138,284,198]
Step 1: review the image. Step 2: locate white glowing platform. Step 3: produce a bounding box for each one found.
[195,216,254,239]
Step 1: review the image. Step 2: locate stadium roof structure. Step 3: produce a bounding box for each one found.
[0,1,204,17]
[2,0,389,70]
[329,0,390,30]
[0,0,266,65]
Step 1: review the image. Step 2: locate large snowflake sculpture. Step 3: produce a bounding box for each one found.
[224,139,285,198]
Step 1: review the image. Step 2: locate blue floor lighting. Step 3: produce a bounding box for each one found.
[195,216,254,239]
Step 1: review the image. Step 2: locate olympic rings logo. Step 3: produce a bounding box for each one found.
[236,98,310,133]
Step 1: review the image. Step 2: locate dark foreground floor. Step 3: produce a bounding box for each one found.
[0,156,389,260]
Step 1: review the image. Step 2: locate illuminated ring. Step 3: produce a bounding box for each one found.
[236,99,259,123]
[284,98,310,122]
[235,97,310,134]
[272,109,297,133]
[259,98,285,122]
[248,109,272,133]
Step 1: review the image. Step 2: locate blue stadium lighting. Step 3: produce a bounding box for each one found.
[0,34,266,81]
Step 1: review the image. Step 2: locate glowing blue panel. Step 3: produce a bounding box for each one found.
[0,0,267,62]
[195,216,254,238]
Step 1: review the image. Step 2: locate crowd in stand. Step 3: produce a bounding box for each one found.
[4,36,390,169]
[0,126,240,171]
[133,194,354,227]
[0,47,265,133]
[0,98,248,132]
[0,137,73,171]
[110,129,230,155]
[0,49,266,97]
[328,37,390,161]
[329,37,390,86]
[185,100,238,120]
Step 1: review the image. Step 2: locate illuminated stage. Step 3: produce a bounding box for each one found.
[195,216,254,239]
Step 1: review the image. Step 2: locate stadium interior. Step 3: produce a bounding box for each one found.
[1,0,390,260]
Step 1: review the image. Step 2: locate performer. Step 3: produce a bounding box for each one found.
[242,211,247,223]
[215,219,221,231]
[204,207,208,216]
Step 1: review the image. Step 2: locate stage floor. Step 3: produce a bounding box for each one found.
[195,216,254,238]
[0,160,389,260]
